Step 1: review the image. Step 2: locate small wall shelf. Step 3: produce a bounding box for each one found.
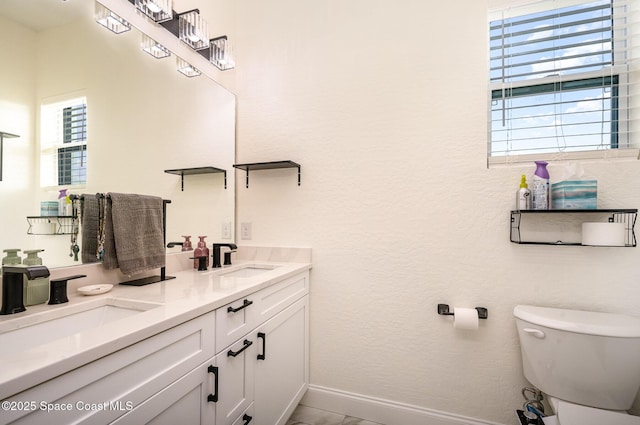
[0,131,19,181]
[27,216,78,235]
[233,160,301,188]
[164,166,227,191]
[510,209,637,247]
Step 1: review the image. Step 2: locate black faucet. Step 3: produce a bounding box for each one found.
[1,265,50,315]
[166,242,183,248]
[212,243,237,268]
[49,275,86,305]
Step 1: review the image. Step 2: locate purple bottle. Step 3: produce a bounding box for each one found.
[531,161,549,210]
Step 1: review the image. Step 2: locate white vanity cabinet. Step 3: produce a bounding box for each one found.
[113,270,309,425]
[214,271,309,425]
[1,269,309,425]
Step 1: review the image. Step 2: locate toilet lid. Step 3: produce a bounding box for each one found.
[556,401,640,425]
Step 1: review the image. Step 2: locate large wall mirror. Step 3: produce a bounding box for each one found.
[0,0,236,269]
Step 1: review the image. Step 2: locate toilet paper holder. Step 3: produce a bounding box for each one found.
[437,304,488,319]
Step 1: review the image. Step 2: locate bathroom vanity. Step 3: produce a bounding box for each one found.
[0,254,310,425]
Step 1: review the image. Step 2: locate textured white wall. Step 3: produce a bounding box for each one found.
[234,0,640,424]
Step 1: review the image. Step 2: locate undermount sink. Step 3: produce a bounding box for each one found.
[0,298,161,355]
[217,264,279,278]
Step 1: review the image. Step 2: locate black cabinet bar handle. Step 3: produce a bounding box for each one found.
[227,299,253,313]
[243,413,253,424]
[257,332,266,360]
[207,365,219,402]
[228,339,253,357]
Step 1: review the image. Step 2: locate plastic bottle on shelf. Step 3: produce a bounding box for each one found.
[531,161,550,210]
[516,174,531,211]
[193,236,209,269]
[58,189,68,215]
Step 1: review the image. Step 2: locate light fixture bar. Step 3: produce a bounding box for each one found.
[99,0,236,84]
[95,2,131,34]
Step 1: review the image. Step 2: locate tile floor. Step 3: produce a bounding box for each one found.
[286,405,383,425]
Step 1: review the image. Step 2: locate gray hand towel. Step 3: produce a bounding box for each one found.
[80,194,99,264]
[105,193,165,276]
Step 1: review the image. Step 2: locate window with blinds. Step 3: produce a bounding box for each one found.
[488,0,638,163]
[40,97,87,187]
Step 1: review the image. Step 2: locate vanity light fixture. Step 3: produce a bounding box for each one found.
[141,34,171,59]
[95,3,131,34]
[178,10,209,50]
[176,58,200,77]
[208,36,235,71]
[134,0,173,23]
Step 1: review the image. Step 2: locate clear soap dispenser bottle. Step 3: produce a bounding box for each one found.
[193,236,210,269]
[22,249,49,306]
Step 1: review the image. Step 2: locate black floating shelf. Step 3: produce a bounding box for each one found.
[233,160,301,188]
[164,166,227,191]
[510,209,638,246]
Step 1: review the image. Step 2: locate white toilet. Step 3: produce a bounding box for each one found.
[514,305,640,425]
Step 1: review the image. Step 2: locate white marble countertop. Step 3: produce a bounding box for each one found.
[0,248,311,401]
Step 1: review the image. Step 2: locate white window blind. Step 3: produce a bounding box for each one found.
[488,0,639,164]
[40,96,88,187]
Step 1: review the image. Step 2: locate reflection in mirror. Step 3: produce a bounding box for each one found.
[0,0,235,269]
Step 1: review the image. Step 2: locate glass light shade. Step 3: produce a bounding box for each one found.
[135,0,173,23]
[210,36,235,71]
[95,3,131,34]
[141,34,171,59]
[179,11,209,50]
[176,58,201,77]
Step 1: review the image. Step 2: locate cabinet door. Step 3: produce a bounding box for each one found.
[254,296,309,425]
[111,361,217,425]
[215,334,256,425]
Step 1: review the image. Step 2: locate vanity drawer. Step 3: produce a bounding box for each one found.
[253,271,309,326]
[216,296,258,354]
[215,271,309,353]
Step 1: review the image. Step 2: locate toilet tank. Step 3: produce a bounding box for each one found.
[514,305,640,410]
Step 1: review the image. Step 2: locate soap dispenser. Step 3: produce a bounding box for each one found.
[22,249,49,306]
[182,235,193,251]
[193,236,210,269]
[2,249,22,267]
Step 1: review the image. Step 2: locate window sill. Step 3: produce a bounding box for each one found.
[488,148,639,168]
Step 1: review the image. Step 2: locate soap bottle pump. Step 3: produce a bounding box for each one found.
[516,175,531,210]
[193,236,210,269]
[2,249,22,266]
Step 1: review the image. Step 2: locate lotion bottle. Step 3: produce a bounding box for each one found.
[516,175,531,210]
[531,161,550,210]
[193,236,209,269]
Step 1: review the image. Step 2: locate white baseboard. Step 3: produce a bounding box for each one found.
[300,385,506,425]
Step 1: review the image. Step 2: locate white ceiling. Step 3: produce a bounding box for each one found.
[0,0,92,32]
